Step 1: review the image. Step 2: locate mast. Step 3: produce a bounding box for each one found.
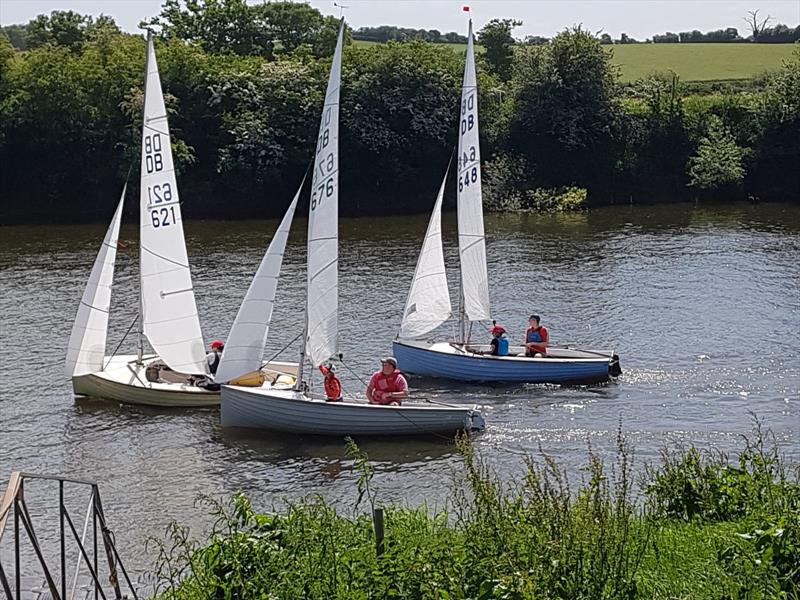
[136,31,151,366]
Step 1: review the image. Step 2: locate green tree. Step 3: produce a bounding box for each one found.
[477,18,521,81]
[341,41,464,213]
[145,0,345,59]
[145,0,275,57]
[506,27,620,195]
[748,46,800,199]
[617,74,692,201]
[25,10,91,50]
[687,116,748,191]
[255,2,343,57]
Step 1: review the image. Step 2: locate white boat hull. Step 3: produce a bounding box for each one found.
[221,385,485,436]
[71,354,298,408]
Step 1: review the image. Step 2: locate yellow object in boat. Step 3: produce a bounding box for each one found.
[274,374,295,387]
[229,371,266,387]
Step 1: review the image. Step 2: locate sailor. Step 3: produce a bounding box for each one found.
[206,340,224,375]
[525,315,549,357]
[489,323,509,356]
[319,363,343,402]
[366,357,409,406]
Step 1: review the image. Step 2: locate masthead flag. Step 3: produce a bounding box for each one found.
[463,6,470,11]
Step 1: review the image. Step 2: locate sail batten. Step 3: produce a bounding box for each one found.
[139,33,206,374]
[305,20,344,367]
[215,184,301,383]
[457,20,491,323]
[399,167,452,339]
[65,187,126,378]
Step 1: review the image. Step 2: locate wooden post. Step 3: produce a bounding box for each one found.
[372,508,384,556]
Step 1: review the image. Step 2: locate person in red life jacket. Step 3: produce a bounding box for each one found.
[525,315,549,357]
[319,363,342,402]
[366,357,409,406]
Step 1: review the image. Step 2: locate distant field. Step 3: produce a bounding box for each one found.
[352,39,795,82]
[611,43,795,81]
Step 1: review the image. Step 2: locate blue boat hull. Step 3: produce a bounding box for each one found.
[392,340,615,384]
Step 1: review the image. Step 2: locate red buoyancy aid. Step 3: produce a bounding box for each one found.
[525,326,549,354]
[369,369,408,405]
[319,365,342,400]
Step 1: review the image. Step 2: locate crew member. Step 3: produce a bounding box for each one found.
[525,315,548,357]
[366,357,409,406]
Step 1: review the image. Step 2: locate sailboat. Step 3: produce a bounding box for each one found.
[392,21,621,385]
[66,33,295,407]
[220,22,485,435]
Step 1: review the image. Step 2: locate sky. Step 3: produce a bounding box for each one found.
[1,0,798,40]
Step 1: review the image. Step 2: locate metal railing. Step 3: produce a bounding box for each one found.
[0,471,137,599]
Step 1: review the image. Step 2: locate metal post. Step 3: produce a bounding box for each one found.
[60,480,66,600]
[14,489,21,600]
[93,504,99,600]
[18,501,61,598]
[373,508,384,556]
[0,561,13,600]
[95,490,123,599]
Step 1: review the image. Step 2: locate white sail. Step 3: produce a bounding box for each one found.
[399,168,452,338]
[139,33,206,374]
[215,185,301,383]
[305,21,344,367]
[456,20,491,322]
[65,187,126,378]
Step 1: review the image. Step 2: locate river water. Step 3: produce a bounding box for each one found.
[1,202,798,580]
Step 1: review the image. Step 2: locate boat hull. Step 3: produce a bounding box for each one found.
[393,340,618,384]
[71,354,298,408]
[221,386,484,436]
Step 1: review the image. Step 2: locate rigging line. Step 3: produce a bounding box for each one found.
[103,314,139,370]
[259,331,303,370]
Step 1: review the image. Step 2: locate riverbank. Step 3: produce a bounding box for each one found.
[153,424,798,599]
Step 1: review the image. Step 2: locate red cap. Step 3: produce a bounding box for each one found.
[463,6,470,11]
[210,340,224,350]
[490,325,505,335]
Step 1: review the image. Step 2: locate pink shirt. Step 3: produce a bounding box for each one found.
[368,370,408,405]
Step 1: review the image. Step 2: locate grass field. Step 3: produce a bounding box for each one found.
[611,42,796,81]
[353,39,796,82]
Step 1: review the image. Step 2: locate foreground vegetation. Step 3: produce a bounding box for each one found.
[152,423,799,599]
[0,2,798,223]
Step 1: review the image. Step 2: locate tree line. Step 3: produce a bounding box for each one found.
[0,1,798,224]
[351,26,466,45]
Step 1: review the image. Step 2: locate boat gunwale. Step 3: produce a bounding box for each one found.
[222,385,479,414]
[394,339,615,364]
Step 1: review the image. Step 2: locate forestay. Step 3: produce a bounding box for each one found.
[305,20,344,367]
[399,167,452,338]
[214,185,301,383]
[139,32,206,374]
[65,187,125,378]
[456,21,491,322]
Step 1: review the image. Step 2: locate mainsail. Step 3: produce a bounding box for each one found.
[139,32,206,374]
[305,20,344,367]
[456,20,491,322]
[65,187,125,378]
[399,168,452,338]
[214,185,301,383]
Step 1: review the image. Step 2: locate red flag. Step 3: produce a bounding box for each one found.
[462,6,470,11]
